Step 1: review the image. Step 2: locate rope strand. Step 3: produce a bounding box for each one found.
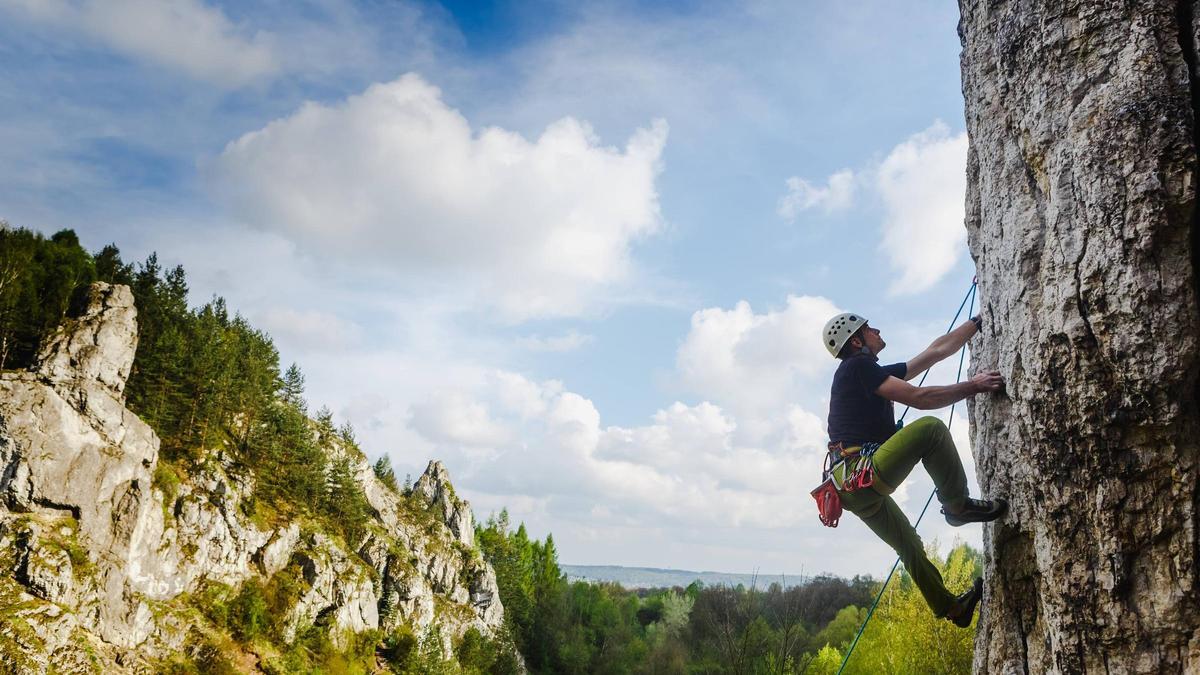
[898,281,977,423]
[836,279,977,675]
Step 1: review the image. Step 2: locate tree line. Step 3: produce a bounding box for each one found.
[476,507,980,674]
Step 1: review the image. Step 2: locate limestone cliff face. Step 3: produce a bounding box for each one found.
[0,283,504,672]
[959,2,1200,672]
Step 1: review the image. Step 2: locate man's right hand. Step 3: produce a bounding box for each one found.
[970,370,1005,393]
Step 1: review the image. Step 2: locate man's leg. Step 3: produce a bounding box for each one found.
[859,495,956,616]
[869,416,968,511]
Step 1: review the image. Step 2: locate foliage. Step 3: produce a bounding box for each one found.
[837,543,980,674]
[476,510,650,673]
[247,620,378,675]
[153,460,184,521]
[809,604,866,656]
[807,644,845,675]
[376,624,520,675]
[456,626,523,674]
[227,581,269,642]
[0,225,96,370]
[282,363,305,411]
[160,635,240,675]
[196,570,384,674]
[477,508,980,675]
[374,455,400,492]
[321,456,375,546]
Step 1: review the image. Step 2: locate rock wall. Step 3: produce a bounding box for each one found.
[959,2,1200,672]
[0,283,504,672]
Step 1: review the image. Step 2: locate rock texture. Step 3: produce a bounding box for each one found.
[0,282,504,671]
[959,2,1200,672]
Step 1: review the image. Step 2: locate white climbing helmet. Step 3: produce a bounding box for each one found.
[822,312,868,358]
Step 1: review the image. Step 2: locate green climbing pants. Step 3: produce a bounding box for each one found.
[833,416,969,617]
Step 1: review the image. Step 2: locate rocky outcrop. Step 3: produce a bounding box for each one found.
[0,282,505,671]
[414,460,475,548]
[284,532,379,644]
[959,2,1200,672]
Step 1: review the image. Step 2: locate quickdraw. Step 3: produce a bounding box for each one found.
[811,441,883,528]
[842,441,882,492]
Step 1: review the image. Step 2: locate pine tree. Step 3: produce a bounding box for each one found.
[282,363,306,411]
[338,420,357,447]
[372,455,398,491]
[323,457,372,546]
[93,244,133,285]
[0,224,36,370]
[0,226,95,370]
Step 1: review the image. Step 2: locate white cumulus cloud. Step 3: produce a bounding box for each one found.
[1,0,278,86]
[209,74,668,319]
[877,121,968,295]
[409,390,513,447]
[406,371,825,532]
[774,123,969,294]
[777,169,855,219]
[675,295,840,440]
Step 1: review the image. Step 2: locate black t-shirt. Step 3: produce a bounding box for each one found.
[827,353,907,446]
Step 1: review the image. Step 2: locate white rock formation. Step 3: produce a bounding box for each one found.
[0,283,505,671]
[414,460,476,549]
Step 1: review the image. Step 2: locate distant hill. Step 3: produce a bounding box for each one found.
[561,564,809,589]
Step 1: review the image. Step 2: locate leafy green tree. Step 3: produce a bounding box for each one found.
[795,575,875,628]
[124,254,192,451]
[809,604,866,654]
[807,644,844,675]
[839,543,979,675]
[0,224,37,369]
[645,591,693,645]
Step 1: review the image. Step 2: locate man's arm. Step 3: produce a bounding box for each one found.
[876,370,1004,409]
[904,318,980,381]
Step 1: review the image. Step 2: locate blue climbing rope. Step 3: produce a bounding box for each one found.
[835,279,978,675]
[898,280,978,424]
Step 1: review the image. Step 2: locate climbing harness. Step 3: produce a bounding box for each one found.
[834,278,978,675]
[812,441,883,528]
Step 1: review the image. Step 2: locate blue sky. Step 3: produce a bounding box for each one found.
[0,0,986,577]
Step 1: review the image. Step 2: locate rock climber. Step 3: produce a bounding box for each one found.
[821,311,1007,627]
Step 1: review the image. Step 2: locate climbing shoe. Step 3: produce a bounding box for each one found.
[946,577,984,628]
[943,497,1008,527]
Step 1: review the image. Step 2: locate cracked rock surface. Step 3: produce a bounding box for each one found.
[959,1,1200,672]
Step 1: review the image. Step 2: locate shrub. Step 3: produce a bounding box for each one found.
[227,580,268,642]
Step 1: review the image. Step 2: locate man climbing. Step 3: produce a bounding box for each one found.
[820,311,1006,627]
